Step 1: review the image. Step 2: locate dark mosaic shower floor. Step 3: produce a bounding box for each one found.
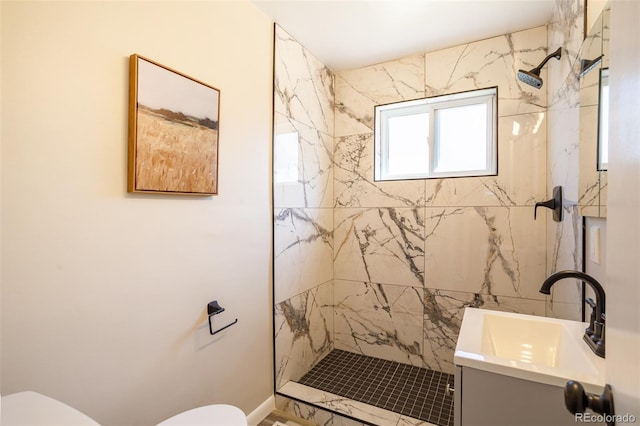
[298,349,454,426]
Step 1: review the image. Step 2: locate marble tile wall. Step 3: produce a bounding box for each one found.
[276,395,368,426]
[576,7,603,219]
[277,383,436,426]
[546,0,586,321]
[273,3,587,418]
[577,4,608,221]
[274,281,334,388]
[333,26,550,374]
[273,25,336,388]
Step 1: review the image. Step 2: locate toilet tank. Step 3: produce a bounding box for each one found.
[1,391,100,425]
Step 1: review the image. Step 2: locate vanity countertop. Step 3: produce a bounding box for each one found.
[454,308,605,393]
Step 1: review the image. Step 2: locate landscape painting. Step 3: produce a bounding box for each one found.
[128,54,220,195]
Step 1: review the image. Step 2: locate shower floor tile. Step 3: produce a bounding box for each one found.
[297,349,454,426]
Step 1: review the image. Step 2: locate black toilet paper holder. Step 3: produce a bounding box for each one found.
[207,300,238,335]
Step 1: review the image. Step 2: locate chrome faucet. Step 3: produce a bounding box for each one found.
[539,270,606,358]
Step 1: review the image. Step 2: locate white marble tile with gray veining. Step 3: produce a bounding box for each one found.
[334,208,425,287]
[425,26,548,116]
[578,58,601,108]
[578,105,601,212]
[544,0,587,319]
[547,204,582,278]
[335,54,426,138]
[397,416,437,426]
[421,288,462,375]
[598,170,607,216]
[423,289,547,374]
[274,25,334,135]
[333,280,424,366]
[334,133,426,208]
[601,8,610,69]
[546,205,582,310]
[549,0,583,61]
[424,113,546,207]
[542,1,583,289]
[548,106,580,201]
[274,208,333,303]
[545,205,584,313]
[547,55,581,112]
[424,206,546,300]
[575,18,602,109]
[548,0,583,110]
[279,382,403,426]
[274,113,334,208]
[275,394,369,426]
[275,282,334,388]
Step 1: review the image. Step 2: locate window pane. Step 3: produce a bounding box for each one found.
[387,112,429,176]
[434,103,487,173]
[374,87,496,181]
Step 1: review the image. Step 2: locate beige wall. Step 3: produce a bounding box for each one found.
[0,1,273,425]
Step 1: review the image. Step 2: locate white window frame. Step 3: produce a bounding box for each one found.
[374,87,498,181]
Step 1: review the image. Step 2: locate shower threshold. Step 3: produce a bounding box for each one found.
[285,349,454,426]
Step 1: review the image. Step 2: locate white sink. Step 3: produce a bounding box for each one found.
[455,308,605,392]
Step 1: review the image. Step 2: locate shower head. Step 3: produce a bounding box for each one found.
[517,47,562,89]
[579,54,604,78]
[517,69,543,89]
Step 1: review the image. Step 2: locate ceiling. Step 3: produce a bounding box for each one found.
[252,0,556,72]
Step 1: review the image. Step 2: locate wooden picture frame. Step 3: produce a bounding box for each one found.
[128,54,220,195]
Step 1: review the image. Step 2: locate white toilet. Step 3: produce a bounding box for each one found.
[157,404,247,426]
[1,391,248,426]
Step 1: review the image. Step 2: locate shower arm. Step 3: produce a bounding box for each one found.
[531,47,562,74]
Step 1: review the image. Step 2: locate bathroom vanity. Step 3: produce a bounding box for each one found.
[453,308,605,426]
[455,367,581,426]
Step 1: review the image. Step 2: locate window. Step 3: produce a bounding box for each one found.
[374,87,498,181]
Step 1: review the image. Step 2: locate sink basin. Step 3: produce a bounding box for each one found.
[482,313,563,367]
[455,308,605,391]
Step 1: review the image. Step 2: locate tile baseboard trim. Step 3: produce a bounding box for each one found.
[270,409,318,426]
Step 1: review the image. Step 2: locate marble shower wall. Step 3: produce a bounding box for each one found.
[274,3,586,388]
[546,0,586,321]
[273,25,335,388]
[577,6,607,219]
[333,26,551,374]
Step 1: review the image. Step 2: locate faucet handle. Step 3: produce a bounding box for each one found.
[534,198,555,219]
[585,298,597,336]
[534,186,563,222]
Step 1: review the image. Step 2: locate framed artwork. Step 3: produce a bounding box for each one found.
[128,54,220,195]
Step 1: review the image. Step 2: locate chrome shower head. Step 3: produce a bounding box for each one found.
[517,47,562,89]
